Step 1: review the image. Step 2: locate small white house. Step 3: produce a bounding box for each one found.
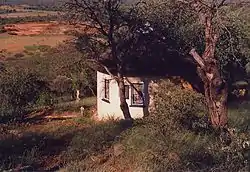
[97,70,160,119]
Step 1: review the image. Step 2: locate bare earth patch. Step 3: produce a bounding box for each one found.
[0,21,99,53]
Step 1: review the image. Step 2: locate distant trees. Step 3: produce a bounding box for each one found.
[0,15,58,25]
[0,9,17,14]
[0,44,96,122]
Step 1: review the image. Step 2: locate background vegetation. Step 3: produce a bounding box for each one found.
[0,0,249,171]
[0,44,96,122]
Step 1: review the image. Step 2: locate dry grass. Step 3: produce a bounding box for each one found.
[0,33,73,52]
[0,96,97,171]
[0,11,58,19]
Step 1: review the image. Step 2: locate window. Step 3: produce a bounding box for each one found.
[104,79,110,100]
[131,83,144,105]
[125,85,129,99]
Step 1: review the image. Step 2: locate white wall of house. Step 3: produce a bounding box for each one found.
[97,71,159,120]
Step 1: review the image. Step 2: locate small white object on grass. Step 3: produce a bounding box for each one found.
[80,106,85,116]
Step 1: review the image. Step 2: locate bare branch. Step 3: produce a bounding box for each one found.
[66,0,109,36]
[125,77,144,99]
[87,59,118,80]
[218,0,227,8]
[189,48,205,68]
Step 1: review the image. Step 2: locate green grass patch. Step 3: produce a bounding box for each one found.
[54,97,96,113]
[228,102,250,131]
[24,45,51,52]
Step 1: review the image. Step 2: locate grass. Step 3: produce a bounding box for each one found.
[0,107,96,171]
[54,97,96,113]
[0,11,58,19]
[60,99,250,172]
[24,44,52,52]
[0,34,71,53]
[228,101,250,132]
[0,94,249,171]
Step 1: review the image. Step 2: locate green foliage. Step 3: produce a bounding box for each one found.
[118,118,249,172]
[24,45,51,52]
[5,44,96,103]
[150,79,208,133]
[134,0,250,86]
[0,15,58,25]
[153,79,206,118]
[35,91,53,106]
[0,69,46,122]
[228,102,250,132]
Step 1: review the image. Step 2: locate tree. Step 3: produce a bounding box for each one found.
[65,0,140,119]
[30,44,96,101]
[178,0,250,129]
[132,0,250,129]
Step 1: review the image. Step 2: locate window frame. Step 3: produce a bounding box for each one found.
[130,83,144,106]
[103,79,110,102]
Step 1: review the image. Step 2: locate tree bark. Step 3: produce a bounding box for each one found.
[117,76,132,120]
[76,89,80,102]
[196,66,228,129]
[190,13,228,129]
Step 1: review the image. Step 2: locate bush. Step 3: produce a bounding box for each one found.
[149,79,208,132]
[154,79,206,116]
[111,80,249,172]
[35,91,53,107]
[0,70,47,122]
[117,119,249,171]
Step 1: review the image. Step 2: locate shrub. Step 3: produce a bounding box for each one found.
[0,70,47,122]
[112,80,249,172]
[35,91,53,107]
[117,119,249,172]
[50,75,73,98]
[37,45,52,52]
[149,79,208,133]
[153,79,206,116]
[13,53,25,59]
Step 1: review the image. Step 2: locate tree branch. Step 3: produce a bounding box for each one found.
[189,48,205,68]
[87,59,118,81]
[217,0,226,8]
[67,0,109,37]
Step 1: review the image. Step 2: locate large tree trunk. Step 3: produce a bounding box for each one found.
[196,65,228,129]
[190,13,228,129]
[117,76,132,120]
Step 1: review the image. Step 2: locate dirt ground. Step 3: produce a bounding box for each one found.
[3,22,72,35]
[0,22,98,53]
[0,22,72,52]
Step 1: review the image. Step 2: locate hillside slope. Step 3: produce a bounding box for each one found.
[0,0,62,5]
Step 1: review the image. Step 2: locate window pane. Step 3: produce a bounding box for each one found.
[132,84,144,105]
[104,79,109,100]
